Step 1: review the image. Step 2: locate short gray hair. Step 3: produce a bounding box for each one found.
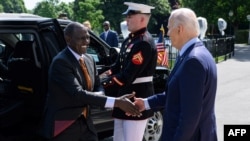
[64,22,84,37]
[170,8,200,36]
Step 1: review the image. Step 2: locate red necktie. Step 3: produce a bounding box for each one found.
[79,57,92,118]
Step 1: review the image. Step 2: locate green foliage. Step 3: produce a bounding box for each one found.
[56,2,74,19]
[100,0,171,34]
[33,1,58,18]
[3,0,250,38]
[73,0,104,34]
[0,0,27,13]
[182,0,250,36]
[0,5,4,12]
[2,0,171,35]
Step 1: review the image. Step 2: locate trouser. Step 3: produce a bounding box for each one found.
[113,118,148,141]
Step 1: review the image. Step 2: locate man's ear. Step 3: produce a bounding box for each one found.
[178,25,183,33]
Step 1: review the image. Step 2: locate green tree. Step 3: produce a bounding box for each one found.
[73,0,104,34]
[101,0,171,35]
[150,0,171,35]
[182,0,250,35]
[56,2,74,19]
[33,0,73,19]
[33,0,60,18]
[0,0,27,13]
[99,1,125,34]
[0,4,4,12]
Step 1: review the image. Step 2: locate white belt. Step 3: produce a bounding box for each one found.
[132,76,153,84]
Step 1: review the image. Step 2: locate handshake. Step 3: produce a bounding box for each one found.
[114,91,146,117]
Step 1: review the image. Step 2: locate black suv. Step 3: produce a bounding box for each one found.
[0,13,169,141]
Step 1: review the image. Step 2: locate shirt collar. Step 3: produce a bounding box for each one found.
[68,46,82,61]
[179,37,200,56]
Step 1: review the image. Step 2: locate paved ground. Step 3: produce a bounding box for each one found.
[101,44,250,141]
[215,44,250,141]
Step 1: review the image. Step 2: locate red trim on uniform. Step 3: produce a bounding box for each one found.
[112,77,124,86]
[132,51,143,65]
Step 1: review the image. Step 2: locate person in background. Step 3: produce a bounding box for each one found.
[58,13,68,20]
[83,20,92,30]
[38,22,141,141]
[99,21,119,47]
[101,2,156,141]
[134,8,218,141]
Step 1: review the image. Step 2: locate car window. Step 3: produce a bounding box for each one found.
[15,33,34,41]
[0,38,13,79]
[87,36,109,66]
[0,31,42,77]
[0,41,6,58]
[87,47,99,63]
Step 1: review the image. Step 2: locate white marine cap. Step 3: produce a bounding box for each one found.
[122,2,155,15]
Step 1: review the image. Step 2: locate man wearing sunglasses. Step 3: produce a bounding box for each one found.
[99,21,119,47]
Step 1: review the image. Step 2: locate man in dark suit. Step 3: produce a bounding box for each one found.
[101,2,156,141]
[39,22,141,141]
[99,21,119,47]
[135,8,218,141]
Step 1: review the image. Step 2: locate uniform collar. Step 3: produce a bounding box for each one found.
[128,27,147,39]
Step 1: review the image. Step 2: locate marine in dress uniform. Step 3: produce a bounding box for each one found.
[101,2,157,141]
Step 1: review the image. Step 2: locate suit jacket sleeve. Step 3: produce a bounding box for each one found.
[147,92,166,111]
[48,54,107,109]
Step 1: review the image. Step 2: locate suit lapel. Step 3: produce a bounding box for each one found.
[169,55,184,78]
[168,42,203,81]
[65,48,86,88]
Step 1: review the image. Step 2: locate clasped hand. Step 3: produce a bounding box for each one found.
[115,92,142,117]
[115,92,146,117]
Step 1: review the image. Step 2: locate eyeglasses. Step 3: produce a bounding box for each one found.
[103,24,108,27]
